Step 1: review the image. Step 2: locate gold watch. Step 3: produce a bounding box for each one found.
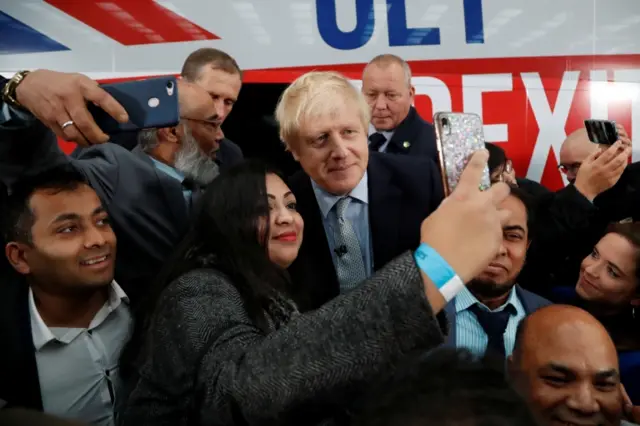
[2,70,31,110]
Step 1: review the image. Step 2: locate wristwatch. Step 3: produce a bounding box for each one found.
[2,70,30,110]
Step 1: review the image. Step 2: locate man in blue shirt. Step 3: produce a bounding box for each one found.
[444,186,550,359]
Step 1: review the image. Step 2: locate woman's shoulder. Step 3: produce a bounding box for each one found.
[160,267,244,307]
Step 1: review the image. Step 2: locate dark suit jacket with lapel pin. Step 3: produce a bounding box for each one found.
[287,152,444,311]
[380,106,438,163]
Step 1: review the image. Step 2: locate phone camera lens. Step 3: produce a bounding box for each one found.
[166,81,174,90]
[441,117,449,127]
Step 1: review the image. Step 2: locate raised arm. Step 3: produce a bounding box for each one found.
[120,151,513,426]
[0,70,128,187]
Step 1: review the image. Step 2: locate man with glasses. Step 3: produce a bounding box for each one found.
[519,125,638,296]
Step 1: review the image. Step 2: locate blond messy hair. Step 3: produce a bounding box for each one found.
[275,71,371,149]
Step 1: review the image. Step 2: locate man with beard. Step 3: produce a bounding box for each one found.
[443,186,550,360]
[0,69,217,291]
[72,48,245,170]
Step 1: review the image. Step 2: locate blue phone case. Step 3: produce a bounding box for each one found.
[88,76,180,134]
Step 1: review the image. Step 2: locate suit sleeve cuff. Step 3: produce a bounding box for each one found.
[557,184,596,208]
[1,102,35,127]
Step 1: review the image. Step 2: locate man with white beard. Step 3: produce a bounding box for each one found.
[0,69,219,291]
[137,119,222,188]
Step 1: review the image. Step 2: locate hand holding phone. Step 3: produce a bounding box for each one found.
[584,119,619,145]
[434,112,491,196]
[88,76,180,134]
[12,69,128,145]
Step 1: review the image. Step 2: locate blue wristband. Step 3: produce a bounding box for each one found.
[414,243,456,289]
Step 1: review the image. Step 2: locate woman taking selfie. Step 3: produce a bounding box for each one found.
[117,152,509,426]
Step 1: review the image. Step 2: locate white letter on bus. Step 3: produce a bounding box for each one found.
[462,74,513,142]
[522,71,580,182]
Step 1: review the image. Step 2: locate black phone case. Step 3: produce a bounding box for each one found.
[584,119,619,145]
[88,76,180,134]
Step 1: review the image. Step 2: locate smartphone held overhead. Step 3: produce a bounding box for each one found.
[88,76,180,134]
[584,119,619,145]
[434,112,491,196]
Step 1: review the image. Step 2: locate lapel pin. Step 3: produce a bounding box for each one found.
[403,141,411,149]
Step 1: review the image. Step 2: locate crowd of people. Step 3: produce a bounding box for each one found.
[0,49,639,426]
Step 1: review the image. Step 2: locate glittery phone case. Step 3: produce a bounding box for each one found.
[433,112,491,196]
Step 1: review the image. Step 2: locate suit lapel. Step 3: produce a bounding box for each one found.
[0,274,43,409]
[132,147,189,225]
[386,107,418,155]
[367,154,401,270]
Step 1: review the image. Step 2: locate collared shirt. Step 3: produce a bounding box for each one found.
[368,123,396,153]
[454,285,526,357]
[149,157,191,199]
[311,172,373,278]
[29,282,132,426]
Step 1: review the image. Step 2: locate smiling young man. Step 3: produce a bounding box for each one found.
[443,186,550,360]
[0,166,131,426]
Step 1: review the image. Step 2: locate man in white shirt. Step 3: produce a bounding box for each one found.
[0,165,131,426]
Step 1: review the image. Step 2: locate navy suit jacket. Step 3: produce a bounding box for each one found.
[287,152,444,311]
[442,285,551,347]
[382,106,438,163]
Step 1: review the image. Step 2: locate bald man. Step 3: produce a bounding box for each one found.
[509,305,639,426]
[559,128,600,184]
[518,127,639,295]
[361,54,437,160]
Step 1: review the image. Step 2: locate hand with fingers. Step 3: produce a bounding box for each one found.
[15,70,129,146]
[616,123,632,149]
[574,140,632,201]
[420,150,512,284]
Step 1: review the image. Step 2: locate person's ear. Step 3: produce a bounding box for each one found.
[287,142,300,161]
[157,127,180,145]
[5,242,32,275]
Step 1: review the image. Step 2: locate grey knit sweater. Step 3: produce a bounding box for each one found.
[117,251,447,426]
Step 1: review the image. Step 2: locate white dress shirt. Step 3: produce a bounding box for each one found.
[29,282,132,426]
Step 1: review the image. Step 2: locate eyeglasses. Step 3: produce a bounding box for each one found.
[558,162,581,175]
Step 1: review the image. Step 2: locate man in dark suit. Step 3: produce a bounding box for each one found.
[361,54,438,162]
[275,71,443,311]
[443,187,550,359]
[71,48,244,169]
[0,69,218,291]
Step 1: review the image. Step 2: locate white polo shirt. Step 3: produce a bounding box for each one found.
[29,282,132,426]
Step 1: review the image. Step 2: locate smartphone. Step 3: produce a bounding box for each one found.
[584,119,619,145]
[434,112,491,196]
[88,76,180,134]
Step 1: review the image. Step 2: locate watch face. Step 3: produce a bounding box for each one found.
[3,71,28,106]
